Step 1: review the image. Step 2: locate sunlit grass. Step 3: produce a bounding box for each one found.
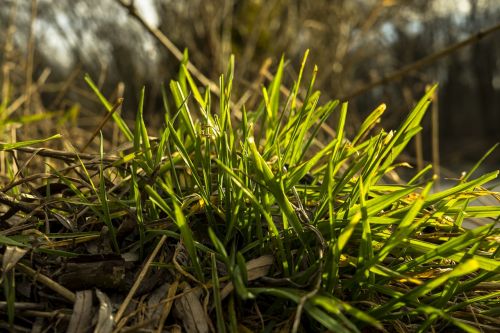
[0,53,499,332]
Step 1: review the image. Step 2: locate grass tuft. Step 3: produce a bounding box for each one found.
[0,54,499,332]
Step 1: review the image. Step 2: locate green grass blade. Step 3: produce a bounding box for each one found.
[352,103,386,145]
[250,287,351,332]
[247,136,306,246]
[145,184,203,280]
[461,143,498,182]
[182,64,207,110]
[84,74,133,141]
[375,178,434,263]
[378,85,437,173]
[424,170,498,206]
[134,87,153,169]
[211,253,226,333]
[0,235,28,247]
[396,223,499,272]
[0,134,61,151]
[370,259,479,318]
[98,132,119,253]
[166,120,208,202]
[169,81,196,141]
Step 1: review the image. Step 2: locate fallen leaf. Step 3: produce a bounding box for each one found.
[146,282,170,322]
[52,211,77,231]
[2,246,28,273]
[174,284,209,333]
[67,290,93,333]
[221,255,273,300]
[94,289,114,333]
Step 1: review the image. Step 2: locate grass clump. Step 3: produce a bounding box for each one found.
[0,54,499,332]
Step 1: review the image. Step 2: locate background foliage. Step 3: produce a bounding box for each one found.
[1,0,499,168]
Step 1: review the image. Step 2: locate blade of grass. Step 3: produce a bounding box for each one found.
[211,253,226,333]
[214,159,288,273]
[395,223,499,272]
[461,143,498,182]
[84,74,133,141]
[250,287,355,332]
[145,184,203,280]
[98,132,119,253]
[247,136,306,248]
[134,87,153,170]
[0,134,61,151]
[351,103,386,145]
[370,259,480,318]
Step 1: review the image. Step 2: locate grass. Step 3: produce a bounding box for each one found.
[0,53,499,332]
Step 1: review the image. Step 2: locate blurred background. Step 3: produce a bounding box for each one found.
[1,0,499,177]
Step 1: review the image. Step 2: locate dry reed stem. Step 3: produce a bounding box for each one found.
[342,22,500,100]
[115,0,220,96]
[114,234,167,325]
[81,98,124,153]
